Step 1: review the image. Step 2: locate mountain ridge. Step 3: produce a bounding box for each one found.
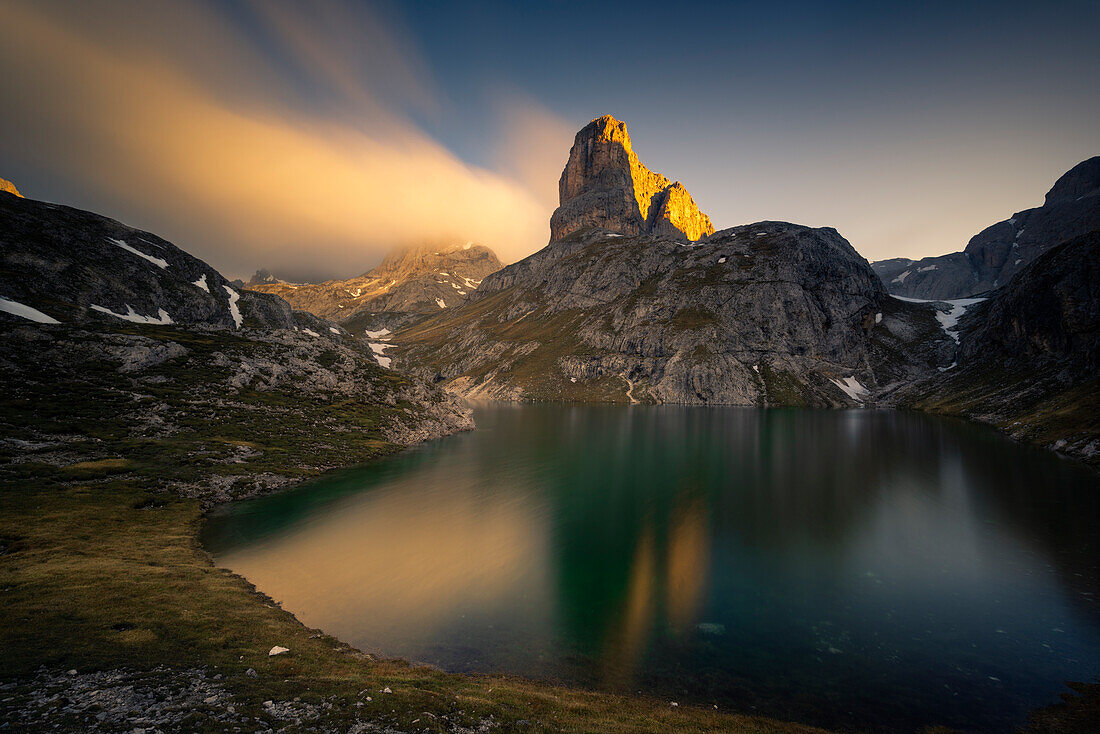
[247,242,502,332]
[872,156,1100,299]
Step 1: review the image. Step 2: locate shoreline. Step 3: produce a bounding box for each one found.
[1,337,1092,733]
[0,437,834,734]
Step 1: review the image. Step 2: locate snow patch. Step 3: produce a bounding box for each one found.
[918,265,937,272]
[1014,259,1023,266]
[718,257,726,263]
[302,328,320,337]
[605,233,623,238]
[365,328,391,340]
[892,270,911,283]
[0,296,60,324]
[369,342,391,368]
[830,376,869,403]
[222,286,242,329]
[192,274,209,292]
[464,243,472,249]
[935,298,986,344]
[90,304,172,325]
[435,298,446,309]
[875,312,882,324]
[108,237,168,269]
[329,327,340,334]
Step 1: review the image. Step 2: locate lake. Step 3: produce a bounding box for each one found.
[202,405,1100,732]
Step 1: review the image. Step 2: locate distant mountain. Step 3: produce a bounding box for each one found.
[893,229,1100,464]
[246,268,299,286]
[388,118,946,405]
[247,242,502,331]
[550,115,714,242]
[872,157,1100,299]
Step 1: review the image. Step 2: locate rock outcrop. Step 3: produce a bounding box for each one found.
[247,242,502,331]
[872,156,1100,299]
[0,176,22,197]
[549,115,714,242]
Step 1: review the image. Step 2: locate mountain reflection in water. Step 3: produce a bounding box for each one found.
[203,405,1100,732]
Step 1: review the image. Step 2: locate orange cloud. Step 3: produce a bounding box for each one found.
[0,1,565,279]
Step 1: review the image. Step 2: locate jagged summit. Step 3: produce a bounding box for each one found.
[0,176,22,198]
[549,115,714,242]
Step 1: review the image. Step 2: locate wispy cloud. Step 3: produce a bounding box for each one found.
[0,0,565,279]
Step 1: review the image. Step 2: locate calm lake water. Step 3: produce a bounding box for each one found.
[202,405,1100,732]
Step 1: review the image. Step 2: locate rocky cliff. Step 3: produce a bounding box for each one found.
[890,229,1100,464]
[247,242,502,331]
[390,223,946,405]
[872,156,1100,299]
[549,115,714,242]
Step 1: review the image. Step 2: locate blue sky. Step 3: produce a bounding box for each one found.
[1,0,1096,279]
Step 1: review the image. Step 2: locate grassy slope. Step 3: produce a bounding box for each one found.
[0,324,828,734]
[903,363,1100,467]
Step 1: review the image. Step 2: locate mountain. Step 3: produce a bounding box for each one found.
[550,115,714,242]
[872,157,1100,299]
[387,119,948,405]
[0,190,324,332]
[892,229,1100,464]
[246,268,300,286]
[0,176,21,197]
[0,188,472,502]
[247,242,502,332]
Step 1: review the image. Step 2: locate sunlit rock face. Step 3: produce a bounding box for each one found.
[550,115,714,242]
[0,176,22,197]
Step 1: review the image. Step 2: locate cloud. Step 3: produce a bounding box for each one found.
[491,93,577,212]
[0,1,557,279]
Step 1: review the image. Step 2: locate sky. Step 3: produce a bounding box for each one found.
[1,0,1097,281]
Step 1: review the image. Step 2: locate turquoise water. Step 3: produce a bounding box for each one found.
[202,405,1100,732]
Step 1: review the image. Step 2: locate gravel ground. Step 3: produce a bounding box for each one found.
[0,668,501,733]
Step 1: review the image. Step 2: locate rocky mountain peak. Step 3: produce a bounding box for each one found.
[549,115,714,242]
[1044,155,1100,205]
[371,242,500,281]
[0,176,23,198]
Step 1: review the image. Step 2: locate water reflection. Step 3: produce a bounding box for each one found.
[203,405,1100,733]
